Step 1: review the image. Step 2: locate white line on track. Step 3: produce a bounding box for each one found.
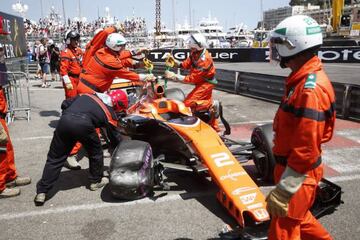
[29,88,62,91]
[0,173,357,221]
[0,190,214,221]
[12,136,53,141]
[325,64,360,69]
[223,120,273,125]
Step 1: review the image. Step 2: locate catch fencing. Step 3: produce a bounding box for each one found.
[0,71,31,123]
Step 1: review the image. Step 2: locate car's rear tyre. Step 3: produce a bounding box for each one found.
[251,123,275,183]
[109,140,154,200]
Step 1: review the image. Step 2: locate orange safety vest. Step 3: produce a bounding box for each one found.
[181,49,217,85]
[82,26,116,67]
[180,49,217,111]
[0,87,7,116]
[83,93,118,127]
[78,48,139,94]
[272,56,336,174]
[60,47,83,78]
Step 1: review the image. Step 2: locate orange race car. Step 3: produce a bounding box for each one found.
[107,66,342,239]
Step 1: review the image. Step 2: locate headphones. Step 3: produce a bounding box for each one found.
[65,30,79,45]
[64,30,71,45]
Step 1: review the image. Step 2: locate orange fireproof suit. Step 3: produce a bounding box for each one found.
[77,47,140,94]
[60,47,83,99]
[82,26,116,67]
[269,56,336,240]
[0,88,17,192]
[179,49,219,131]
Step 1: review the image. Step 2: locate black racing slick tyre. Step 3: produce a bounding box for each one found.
[109,140,154,200]
[251,123,276,183]
[165,88,185,102]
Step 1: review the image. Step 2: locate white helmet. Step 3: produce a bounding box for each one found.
[186,33,208,50]
[47,39,54,46]
[270,15,322,58]
[106,33,127,51]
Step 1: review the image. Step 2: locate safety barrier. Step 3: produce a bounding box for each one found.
[0,71,31,123]
[310,82,360,122]
[236,72,284,103]
[347,85,360,121]
[213,69,360,122]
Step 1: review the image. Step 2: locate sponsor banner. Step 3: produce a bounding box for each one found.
[148,48,266,63]
[0,11,26,58]
[147,47,360,63]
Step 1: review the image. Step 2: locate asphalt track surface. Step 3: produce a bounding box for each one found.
[0,69,359,239]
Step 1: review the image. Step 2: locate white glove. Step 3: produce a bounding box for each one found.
[0,123,8,145]
[62,75,71,84]
[266,166,306,217]
[65,83,73,90]
[164,70,185,81]
[62,75,73,90]
[139,73,155,82]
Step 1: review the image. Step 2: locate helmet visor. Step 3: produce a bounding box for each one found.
[269,36,296,64]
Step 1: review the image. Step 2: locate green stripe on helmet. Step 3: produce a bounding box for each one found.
[275,28,286,35]
[306,26,321,35]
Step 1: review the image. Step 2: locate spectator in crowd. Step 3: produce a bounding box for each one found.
[38,38,51,88]
[32,40,43,79]
[48,39,60,81]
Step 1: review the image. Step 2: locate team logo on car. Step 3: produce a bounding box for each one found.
[220,169,246,181]
[211,152,234,167]
[247,203,263,210]
[239,193,257,205]
[232,187,256,195]
[253,208,269,220]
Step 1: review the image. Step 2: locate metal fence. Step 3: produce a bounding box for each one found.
[0,71,31,123]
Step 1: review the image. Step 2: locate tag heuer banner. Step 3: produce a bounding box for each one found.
[146,47,360,63]
[0,11,27,58]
